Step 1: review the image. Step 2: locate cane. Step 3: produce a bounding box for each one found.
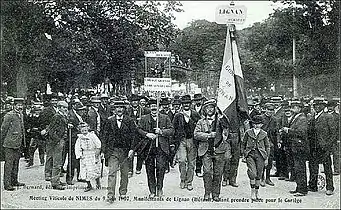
[68,126,72,179]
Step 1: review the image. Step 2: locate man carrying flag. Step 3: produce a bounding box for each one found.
[217,24,249,188]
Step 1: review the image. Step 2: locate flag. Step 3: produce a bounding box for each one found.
[217,25,249,133]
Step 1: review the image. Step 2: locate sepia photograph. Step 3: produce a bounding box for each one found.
[0,0,340,209]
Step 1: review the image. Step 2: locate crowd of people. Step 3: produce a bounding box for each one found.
[0,91,339,203]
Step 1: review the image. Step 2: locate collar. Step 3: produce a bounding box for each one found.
[315,111,323,119]
[206,115,215,121]
[116,115,124,120]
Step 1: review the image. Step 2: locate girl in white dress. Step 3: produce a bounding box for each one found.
[75,122,102,192]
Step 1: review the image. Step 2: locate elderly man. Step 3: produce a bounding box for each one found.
[173,95,201,191]
[137,98,174,198]
[1,98,26,191]
[102,100,138,204]
[194,99,231,201]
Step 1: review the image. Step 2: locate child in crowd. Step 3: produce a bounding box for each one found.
[75,122,102,192]
[242,115,270,200]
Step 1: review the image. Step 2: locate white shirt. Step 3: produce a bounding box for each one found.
[116,116,123,128]
[207,115,215,126]
[253,128,261,136]
[195,105,202,113]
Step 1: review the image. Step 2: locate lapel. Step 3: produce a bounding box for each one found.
[289,113,303,127]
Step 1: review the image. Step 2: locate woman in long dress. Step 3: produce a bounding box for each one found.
[75,122,102,192]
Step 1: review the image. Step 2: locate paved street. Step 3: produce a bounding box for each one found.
[1,152,340,209]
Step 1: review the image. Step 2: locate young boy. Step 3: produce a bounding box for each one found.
[242,115,270,200]
[75,122,102,192]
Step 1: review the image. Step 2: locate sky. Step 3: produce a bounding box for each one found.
[172,1,282,30]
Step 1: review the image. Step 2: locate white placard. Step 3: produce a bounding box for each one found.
[144,51,171,58]
[144,77,172,92]
[215,5,247,25]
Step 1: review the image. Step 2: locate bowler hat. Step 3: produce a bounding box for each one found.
[160,97,171,105]
[13,98,25,104]
[148,97,157,105]
[172,99,181,105]
[130,94,140,102]
[251,115,264,124]
[193,93,203,101]
[180,95,192,104]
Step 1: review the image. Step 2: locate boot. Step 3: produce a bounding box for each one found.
[255,188,261,200]
[95,178,101,189]
[84,181,93,192]
[251,188,256,200]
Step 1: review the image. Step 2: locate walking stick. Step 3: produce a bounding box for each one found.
[68,127,72,179]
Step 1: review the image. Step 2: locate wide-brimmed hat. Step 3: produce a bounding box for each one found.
[180,95,192,104]
[130,94,140,102]
[193,93,203,101]
[148,97,157,105]
[172,99,181,105]
[113,100,126,108]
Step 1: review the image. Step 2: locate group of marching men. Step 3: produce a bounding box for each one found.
[1,92,339,203]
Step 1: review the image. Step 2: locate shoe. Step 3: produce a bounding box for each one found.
[149,193,156,198]
[128,172,133,178]
[187,183,193,191]
[196,172,203,177]
[260,180,266,187]
[135,170,141,175]
[255,189,261,200]
[203,194,210,201]
[265,179,274,186]
[106,198,115,204]
[229,182,239,187]
[84,186,93,192]
[213,196,220,202]
[326,190,334,196]
[59,182,67,186]
[52,185,65,190]
[307,187,317,192]
[278,177,285,180]
[251,188,256,200]
[66,181,74,185]
[180,181,186,189]
[157,189,163,197]
[4,186,15,191]
[333,172,340,176]
[222,180,228,187]
[289,190,298,194]
[12,182,25,187]
[294,192,306,197]
[284,177,290,181]
[77,179,87,182]
[45,177,51,181]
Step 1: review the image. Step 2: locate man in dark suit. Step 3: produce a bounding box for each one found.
[44,101,69,190]
[137,98,174,198]
[308,100,337,196]
[194,99,231,201]
[127,94,151,176]
[1,98,26,191]
[327,100,340,175]
[160,97,174,121]
[102,100,138,204]
[281,101,309,197]
[173,95,201,191]
[66,102,87,185]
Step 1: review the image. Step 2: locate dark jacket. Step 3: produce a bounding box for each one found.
[288,113,309,155]
[242,128,270,160]
[1,110,25,149]
[102,115,138,158]
[261,114,280,147]
[46,112,68,151]
[137,113,174,155]
[39,106,57,129]
[173,109,201,143]
[87,106,101,135]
